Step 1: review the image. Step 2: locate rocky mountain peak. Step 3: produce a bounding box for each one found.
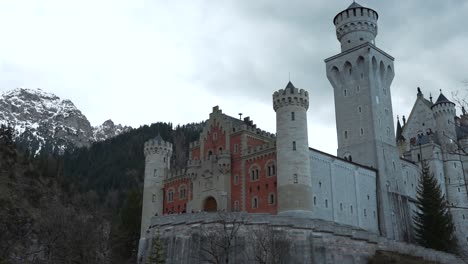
[0,88,131,154]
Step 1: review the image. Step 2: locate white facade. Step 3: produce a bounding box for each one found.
[309,149,379,233]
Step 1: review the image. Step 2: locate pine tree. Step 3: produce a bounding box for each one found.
[147,229,165,264]
[413,160,457,253]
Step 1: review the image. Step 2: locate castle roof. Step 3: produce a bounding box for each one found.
[347,2,363,9]
[154,133,164,142]
[433,93,453,105]
[285,81,295,90]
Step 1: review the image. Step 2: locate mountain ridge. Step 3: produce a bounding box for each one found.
[0,88,131,154]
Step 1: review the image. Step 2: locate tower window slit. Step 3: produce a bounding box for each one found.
[293,141,296,150]
[291,112,295,121]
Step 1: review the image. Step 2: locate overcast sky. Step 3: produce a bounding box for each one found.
[0,0,467,155]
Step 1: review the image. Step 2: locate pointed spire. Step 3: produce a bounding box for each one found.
[434,92,453,105]
[396,116,404,142]
[154,133,163,142]
[285,81,296,90]
[347,1,362,9]
[402,115,406,125]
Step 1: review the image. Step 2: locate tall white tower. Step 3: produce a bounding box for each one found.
[140,135,172,237]
[432,94,468,247]
[325,2,408,240]
[273,81,313,216]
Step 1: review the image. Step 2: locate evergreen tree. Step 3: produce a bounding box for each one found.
[413,161,457,252]
[147,229,165,264]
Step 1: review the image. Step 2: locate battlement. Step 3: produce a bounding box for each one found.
[236,123,276,138]
[243,141,276,156]
[144,136,173,156]
[165,168,188,181]
[333,3,378,51]
[273,86,309,111]
[432,103,456,117]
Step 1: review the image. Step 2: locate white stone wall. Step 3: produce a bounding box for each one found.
[274,87,313,215]
[309,149,379,233]
[141,139,172,237]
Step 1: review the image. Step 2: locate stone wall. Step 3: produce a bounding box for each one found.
[137,213,463,264]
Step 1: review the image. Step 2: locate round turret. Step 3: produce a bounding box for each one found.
[431,93,456,149]
[272,81,313,217]
[140,134,173,238]
[273,81,309,111]
[333,2,378,52]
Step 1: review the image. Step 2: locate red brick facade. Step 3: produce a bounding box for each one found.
[162,108,278,215]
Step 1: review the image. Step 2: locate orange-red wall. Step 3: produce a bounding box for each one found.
[163,178,190,214]
[244,153,277,214]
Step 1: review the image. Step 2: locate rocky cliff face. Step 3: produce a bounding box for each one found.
[0,88,131,154]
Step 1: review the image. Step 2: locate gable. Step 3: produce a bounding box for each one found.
[402,98,435,144]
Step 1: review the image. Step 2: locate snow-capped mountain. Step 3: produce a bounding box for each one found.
[0,88,131,154]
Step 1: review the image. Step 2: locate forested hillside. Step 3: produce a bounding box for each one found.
[0,121,203,263]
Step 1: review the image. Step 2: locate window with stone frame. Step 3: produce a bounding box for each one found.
[268,193,275,205]
[266,161,276,177]
[250,165,260,181]
[167,188,175,202]
[252,197,259,209]
[179,185,187,200]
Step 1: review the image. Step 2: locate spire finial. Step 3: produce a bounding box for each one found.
[440,89,442,94]
[288,72,290,82]
[430,93,433,103]
[397,115,399,120]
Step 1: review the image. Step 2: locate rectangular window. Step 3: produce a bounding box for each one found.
[234,144,238,153]
[291,112,295,121]
[152,194,156,203]
[293,173,298,184]
[292,141,296,150]
[234,200,239,211]
[153,169,157,177]
[234,175,239,185]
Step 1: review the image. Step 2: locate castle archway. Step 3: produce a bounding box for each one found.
[203,196,217,212]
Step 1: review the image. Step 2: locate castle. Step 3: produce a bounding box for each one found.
[138,2,468,262]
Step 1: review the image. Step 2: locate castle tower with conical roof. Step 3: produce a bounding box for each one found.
[432,93,468,246]
[273,81,313,216]
[325,2,409,240]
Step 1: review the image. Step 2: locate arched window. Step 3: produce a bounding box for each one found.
[268,193,275,205]
[313,196,317,205]
[250,165,260,181]
[344,131,348,139]
[291,112,295,121]
[266,161,276,177]
[234,200,239,211]
[292,141,296,151]
[252,197,259,209]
